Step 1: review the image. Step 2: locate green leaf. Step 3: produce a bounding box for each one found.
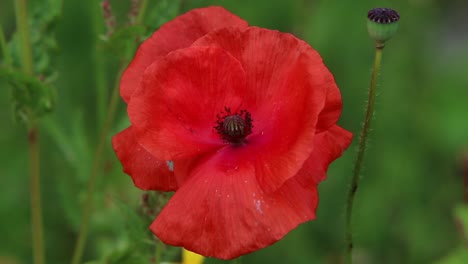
[0,66,54,123]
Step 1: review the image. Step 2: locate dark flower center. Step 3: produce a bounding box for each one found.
[215,107,253,144]
[368,8,400,24]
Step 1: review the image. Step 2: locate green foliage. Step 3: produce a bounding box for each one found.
[42,112,92,228]
[100,200,153,264]
[8,0,61,80]
[0,66,54,123]
[1,0,61,124]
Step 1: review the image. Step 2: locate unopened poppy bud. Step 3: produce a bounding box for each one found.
[367,8,400,47]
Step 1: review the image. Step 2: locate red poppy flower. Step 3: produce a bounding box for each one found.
[112,6,352,260]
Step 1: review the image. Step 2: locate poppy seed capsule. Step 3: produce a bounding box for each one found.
[367,8,400,46]
[215,108,253,144]
[224,115,246,138]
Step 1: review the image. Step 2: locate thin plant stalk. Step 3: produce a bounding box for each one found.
[70,1,151,262]
[92,1,108,129]
[345,46,383,264]
[70,65,125,264]
[136,0,149,25]
[14,0,33,74]
[28,122,45,264]
[0,22,13,65]
[154,239,163,264]
[14,0,45,264]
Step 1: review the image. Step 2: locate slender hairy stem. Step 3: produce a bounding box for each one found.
[0,22,13,65]
[345,46,383,264]
[15,1,45,264]
[70,65,125,264]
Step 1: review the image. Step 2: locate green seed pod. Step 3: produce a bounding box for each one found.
[367,8,400,47]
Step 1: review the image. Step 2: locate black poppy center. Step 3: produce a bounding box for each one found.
[368,8,400,24]
[215,107,253,144]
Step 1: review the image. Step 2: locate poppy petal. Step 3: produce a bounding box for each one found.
[300,125,353,184]
[193,27,334,192]
[120,6,248,103]
[128,46,248,160]
[151,151,318,259]
[316,81,343,133]
[112,126,177,191]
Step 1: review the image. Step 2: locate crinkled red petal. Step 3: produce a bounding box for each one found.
[299,125,353,184]
[151,150,319,259]
[316,80,343,133]
[193,27,334,192]
[112,126,177,191]
[120,6,248,103]
[128,46,249,160]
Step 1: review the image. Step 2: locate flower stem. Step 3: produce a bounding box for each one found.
[0,22,13,65]
[91,1,108,129]
[154,239,163,264]
[345,45,384,264]
[14,0,33,74]
[70,64,125,264]
[136,0,149,24]
[71,1,151,262]
[28,123,45,264]
[14,0,45,264]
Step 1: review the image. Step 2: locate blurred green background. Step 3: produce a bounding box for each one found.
[1,0,467,263]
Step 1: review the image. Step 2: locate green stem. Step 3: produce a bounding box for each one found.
[14,1,45,264]
[28,123,45,264]
[70,64,125,264]
[136,0,149,24]
[14,0,33,74]
[71,1,151,262]
[0,22,12,65]
[91,1,108,129]
[345,45,383,264]
[95,51,107,128]
[154,239,163,264]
